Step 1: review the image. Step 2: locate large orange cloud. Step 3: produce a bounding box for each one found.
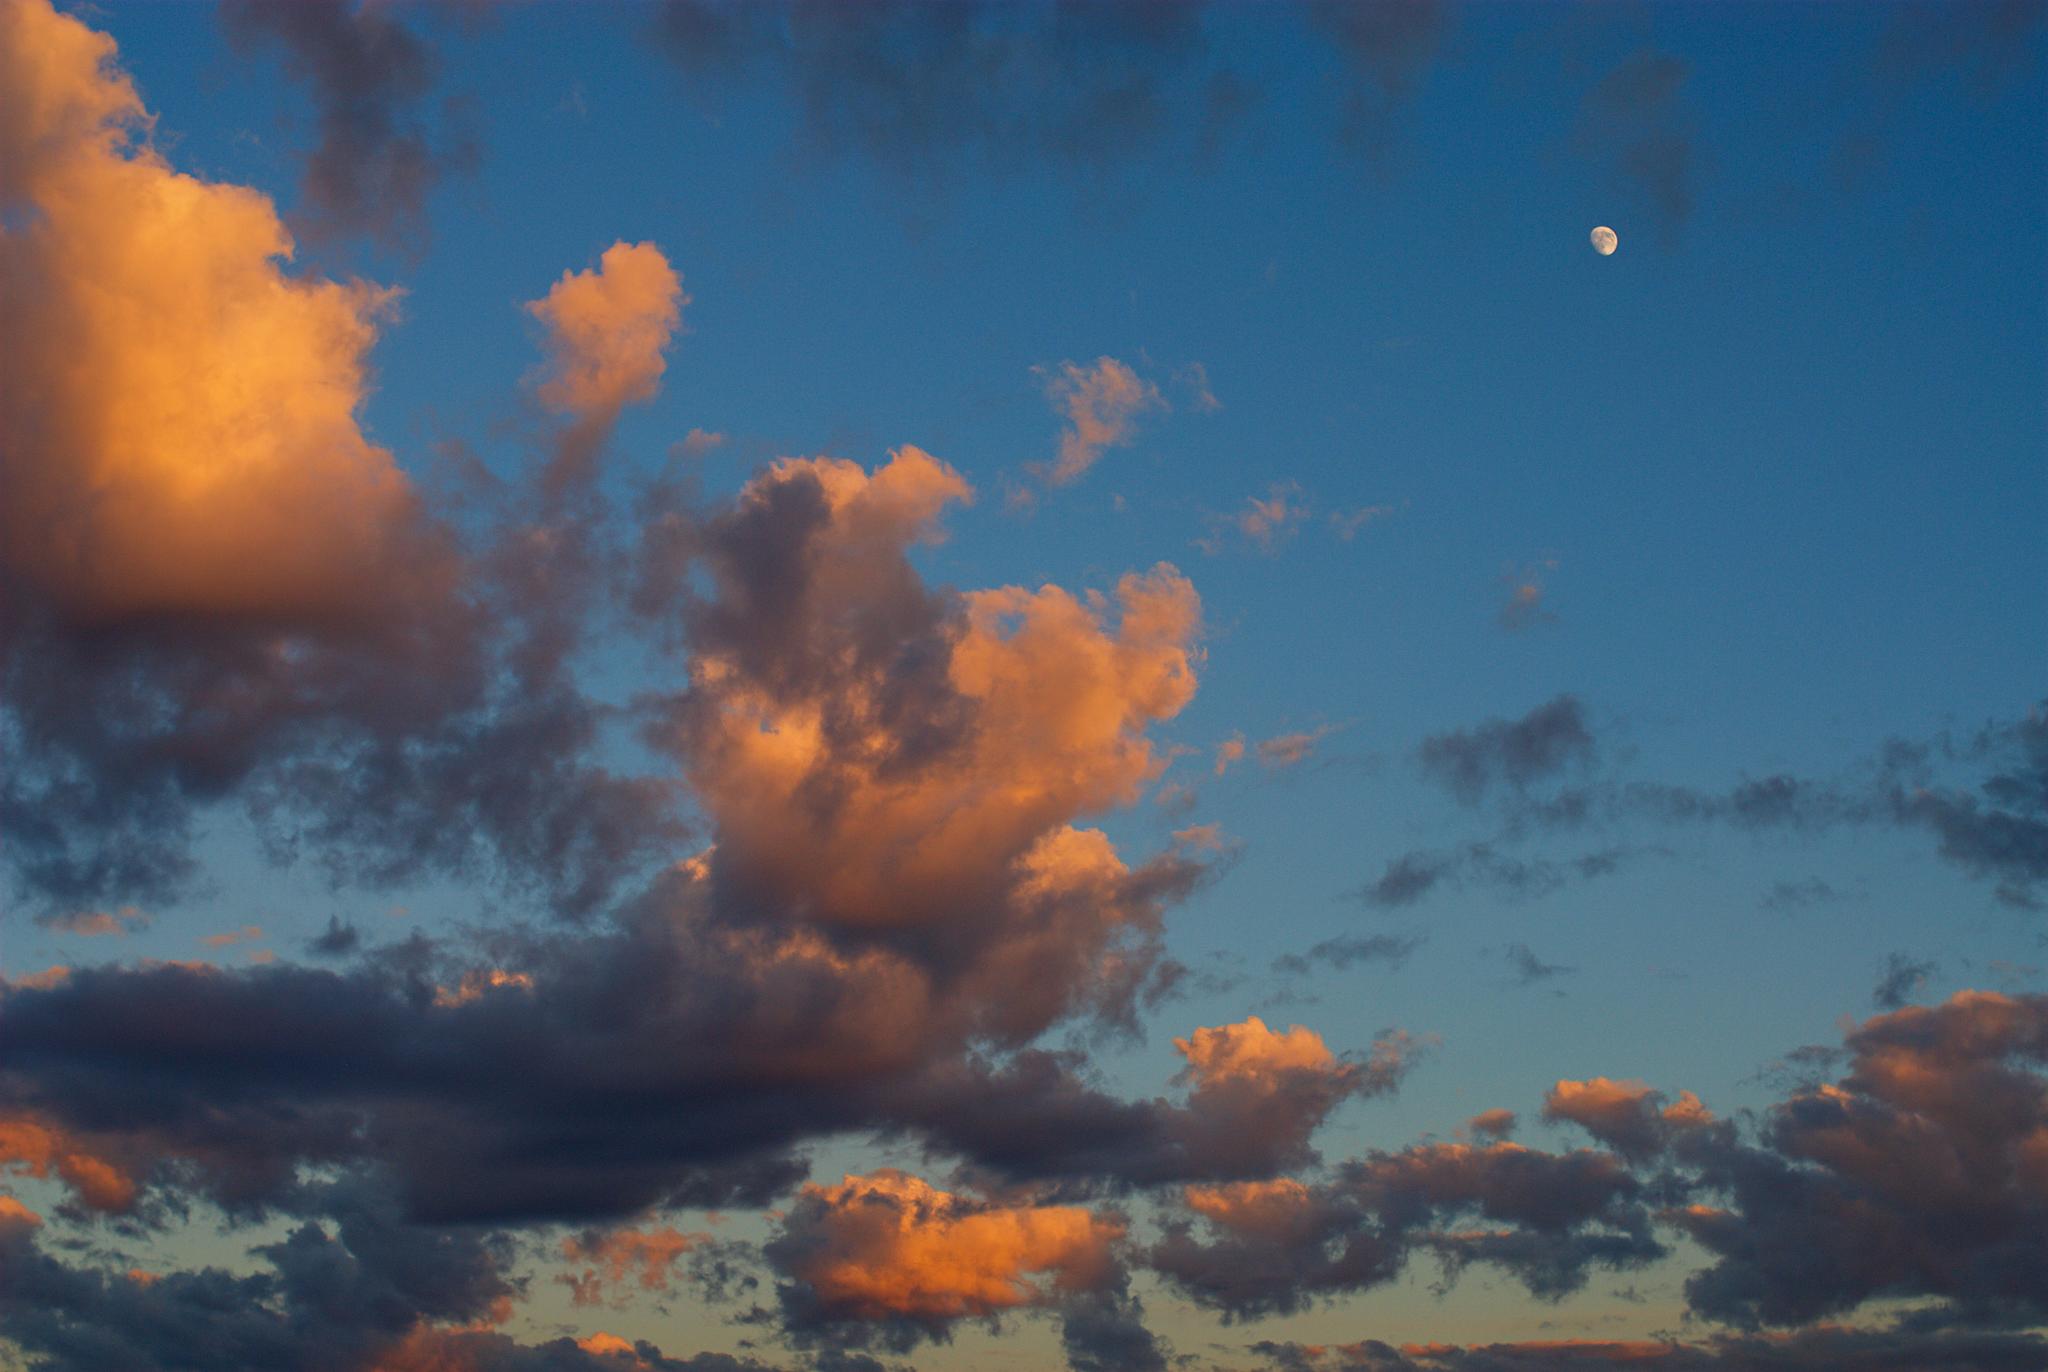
[771,1169,1122,1329]
[0,0,432,624]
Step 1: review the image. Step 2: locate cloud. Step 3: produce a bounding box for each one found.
[1418,697,1596,805]
[0,0,494,911]
[1505,943,1576,988]
[31,906,149,937]
[526,240,688,491]
[652,445,1204,1039]
[559,1225,703,1306]
[1356,843,1646,909]
[1672,990,2048,1328]
[1202,483,1312,555]
[766,1169,1124,1350]
[1873,951,1938,1009]
[220,0,476,250]
[1497,560,1559,631]
[1467,1109,1517,1141]
[1038,357,1166,487]
[0,0,436,627]
[528,241,687,422]
[200,924,264,950]
[648,0,1252,194]
[1272,934,1425,977]
[1258,727,1334,771]
[1541,1078,1713,1161]
[1576,51,1702,242]
[1307,1,1448,160]
[1152,1139,1660,1319]
[0,1113,138,1211]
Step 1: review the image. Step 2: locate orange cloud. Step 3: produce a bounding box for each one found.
[686,446,1200,933]
[1039,356,1163,486]
[1177,1016,1341,1085]
[1182,1177,1316,1239]
[775,1170,1122,1324]
[558,1225,700,1306]
[0,0,434,624]
[526,240,685,420]
[432,969,536,1009]
[33,906,149,937]
[200,924,264,949]
[0,1115,137,1211]
[1544,1077,1714,1158]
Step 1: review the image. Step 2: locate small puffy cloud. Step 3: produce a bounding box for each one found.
[1468,1108,1518,1140]
[527,240,686,421]
[679,426,727,457]
[1498,558,1559,631]
[1215,734,1248,776]
[1039,356,1164,486]
[1201,481,1310,555]
[200,925,264,949]
[1258,726,1335,771]
[769,1169,1124,1345]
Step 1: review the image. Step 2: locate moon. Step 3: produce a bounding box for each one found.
[1590,225,1618,256]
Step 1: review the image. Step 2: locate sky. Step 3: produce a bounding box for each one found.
[0,1,2044,1370]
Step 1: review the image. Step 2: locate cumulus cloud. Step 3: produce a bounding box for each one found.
[650,445,1203,1038]
[1152,1138,1661,1320]
[1541,1078,1713,1161]
[0,0,434,626]
[0,0,493,910]
[767,1169,1124,1349]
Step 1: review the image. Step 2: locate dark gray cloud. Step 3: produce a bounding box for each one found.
[1417,696,1596,805]
[1505,942,1573,987]
[1272,933,1424,977]
[650,0,1254,190]
[221,0,478,250]
[1575,50,1701,243]
[1355,842,1646,909]
[1151,1140,1662,1320]
[1873,951,1938,1009]
[1306,0,1448,161]
[1366,699,2047,909]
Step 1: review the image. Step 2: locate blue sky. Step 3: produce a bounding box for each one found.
[2,3,2044,1371]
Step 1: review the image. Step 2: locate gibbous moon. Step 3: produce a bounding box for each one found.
[1590,225,1618,256]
